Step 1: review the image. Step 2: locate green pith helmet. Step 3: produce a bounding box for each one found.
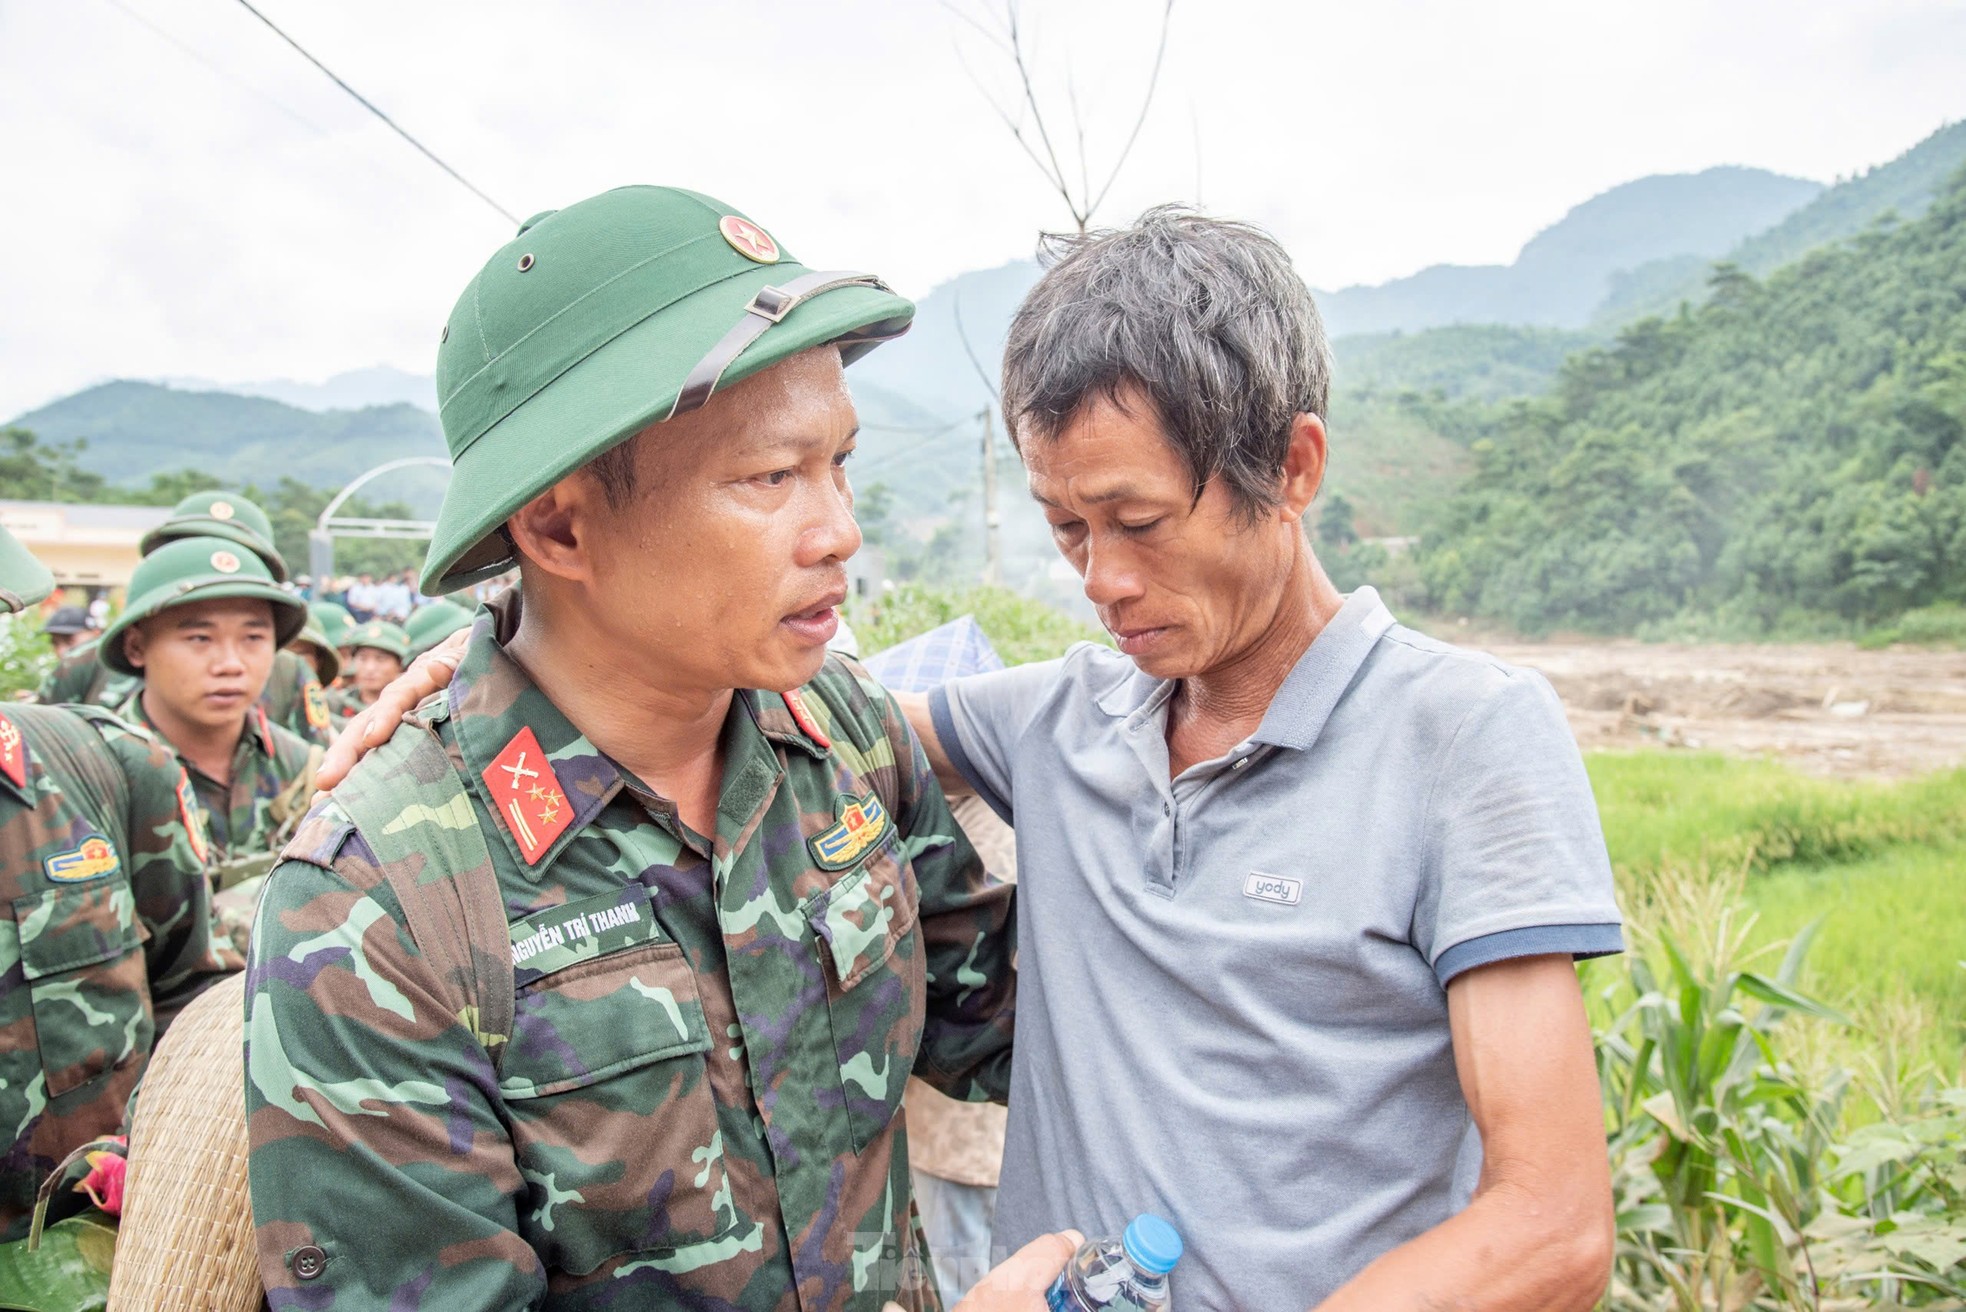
[308,600,355,650]
[99,536,308,675]
[422,185,916,594]
[139,491,288,582]
[404,599,475,657]
[290,618,343,685]
[346,620,411,664]
[0,523,55,615]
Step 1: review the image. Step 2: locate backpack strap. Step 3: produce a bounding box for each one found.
[10,704,133,859]
[330,692,515,1067]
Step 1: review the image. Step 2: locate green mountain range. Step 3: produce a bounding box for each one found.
[1417,163,1966,635]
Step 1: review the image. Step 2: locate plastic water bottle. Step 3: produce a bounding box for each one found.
[1045,1214,1183,1312]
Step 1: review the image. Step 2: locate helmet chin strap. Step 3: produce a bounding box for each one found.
[664,271,904,421]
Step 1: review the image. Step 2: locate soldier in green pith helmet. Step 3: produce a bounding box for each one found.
[38,491,335,748]
[244,187,1026,1311]
[96,537,321,959]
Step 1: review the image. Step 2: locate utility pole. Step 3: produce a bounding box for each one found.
[980,407,1002,586]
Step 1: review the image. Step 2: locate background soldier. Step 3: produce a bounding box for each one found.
[0,523,230,1243]
[335,619,410,720]
[247,185,1019,1311]
[96,536,320,956]
[38,491,334,748]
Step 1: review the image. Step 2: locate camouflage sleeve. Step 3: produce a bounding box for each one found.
[244,806,543,1309]
[873,682,1017,1105]
[100,723,230,1033]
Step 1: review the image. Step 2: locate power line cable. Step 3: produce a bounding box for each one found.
[229,0,519,225]
[96,0,326,133]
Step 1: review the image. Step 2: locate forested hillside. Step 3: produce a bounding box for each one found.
[1418,168,1966,635]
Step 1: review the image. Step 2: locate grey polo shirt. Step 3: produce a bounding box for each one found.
[928,587,1622,1312]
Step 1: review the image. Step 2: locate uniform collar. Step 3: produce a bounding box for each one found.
[446,591,824,879]
[1092,586,1397,755]
[119,689,279,763]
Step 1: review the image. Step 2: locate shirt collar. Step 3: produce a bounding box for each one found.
[1092,586,1397,755]
[1250,586,1396,751]
[119,689,278,765]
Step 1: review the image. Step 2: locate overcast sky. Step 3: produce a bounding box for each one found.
[2,0,1963,421]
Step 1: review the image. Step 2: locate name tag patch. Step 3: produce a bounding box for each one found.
[509,886,662,985]
[1243,871,1302,906]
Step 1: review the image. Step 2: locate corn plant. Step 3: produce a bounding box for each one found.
[1596,864,1966,1309]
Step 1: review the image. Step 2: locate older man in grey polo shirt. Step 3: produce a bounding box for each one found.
[904,209,1622,1312]
[336,206,1622,1312]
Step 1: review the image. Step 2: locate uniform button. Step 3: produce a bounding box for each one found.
[290,1245,328,1280]
[1161,802,1171,816]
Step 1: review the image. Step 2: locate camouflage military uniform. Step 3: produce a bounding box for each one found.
[41,643,332,749]
[112,695,319,863]
[245,601,1017,1310]
[114,694,321,960]
[0,703,229,1241]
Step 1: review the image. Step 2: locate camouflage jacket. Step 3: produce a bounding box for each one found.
[42,642,334,749]
[0,704,230,1241]
[244,603,1017,1311]
[113,695,320,864]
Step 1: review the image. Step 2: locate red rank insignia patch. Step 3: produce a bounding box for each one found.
[482,726,572,864]
[782,689,830,750]
[0,712,26,790]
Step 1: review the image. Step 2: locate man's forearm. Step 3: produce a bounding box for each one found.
[1309,1173,1611,1312]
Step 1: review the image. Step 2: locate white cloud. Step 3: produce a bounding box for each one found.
[1,0,1961,420]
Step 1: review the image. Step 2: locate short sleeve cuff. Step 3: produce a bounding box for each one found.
[928,684,1014,826]
[1433,922,1625,986]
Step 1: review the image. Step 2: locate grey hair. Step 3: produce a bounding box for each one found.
[1001,205,1332,523]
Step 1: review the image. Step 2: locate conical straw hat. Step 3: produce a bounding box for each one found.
[107,973,260,1311]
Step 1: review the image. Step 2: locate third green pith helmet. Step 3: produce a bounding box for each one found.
[421,185,915,594]
[139,492,288,582]
[346,621,412,664]
[98,536,308,675]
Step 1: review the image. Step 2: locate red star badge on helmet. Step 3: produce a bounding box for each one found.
[719,215,781,265]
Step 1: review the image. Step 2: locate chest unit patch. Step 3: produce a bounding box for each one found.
[46,835,120,883]
[808,792,891,871]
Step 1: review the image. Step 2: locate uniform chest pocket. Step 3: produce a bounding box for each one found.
[803,834,925,1154]
[13,881,152,1099]
[498,936,741,1276]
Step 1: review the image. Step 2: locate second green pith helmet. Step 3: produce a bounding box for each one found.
[308,601,355,650]
[99,536,309,675]
[421,185,916,594]
[346,621,411,664]
[139,492,288,583]
[404,600,475,658]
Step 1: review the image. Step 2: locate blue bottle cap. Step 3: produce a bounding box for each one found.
[1121,1214,1183,1276]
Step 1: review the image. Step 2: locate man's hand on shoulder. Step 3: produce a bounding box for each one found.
[316,629,468,790]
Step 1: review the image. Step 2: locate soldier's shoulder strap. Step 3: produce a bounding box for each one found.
[329,691,515,1068]
[10,703,133,857]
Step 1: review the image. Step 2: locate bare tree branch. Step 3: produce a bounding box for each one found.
[1088,0,1175,217]
[1003,0,1084,229]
